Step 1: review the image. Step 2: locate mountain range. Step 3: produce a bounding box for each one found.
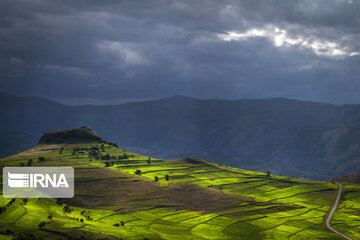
[1,92,360,179]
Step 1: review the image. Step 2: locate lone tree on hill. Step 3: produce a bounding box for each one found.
[60,146,64,154]
[27,159,33,166]
[266,170,271,177]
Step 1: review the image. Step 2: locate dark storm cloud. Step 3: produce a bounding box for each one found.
[0,0,359,104]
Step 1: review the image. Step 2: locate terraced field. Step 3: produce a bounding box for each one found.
[332,184,360,239]
[0,142,358,239]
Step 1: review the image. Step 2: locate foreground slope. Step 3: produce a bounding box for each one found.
[0,127,359,239]
[2,93,360,179]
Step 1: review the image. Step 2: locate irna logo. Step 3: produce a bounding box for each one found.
[3,167,74,198]
[8,172,69,188]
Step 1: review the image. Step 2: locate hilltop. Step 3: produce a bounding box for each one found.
[38,126,103,144]
[0,127,360,239]
[1,93,360,179]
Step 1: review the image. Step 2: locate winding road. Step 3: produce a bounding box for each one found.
[326,183,353,240]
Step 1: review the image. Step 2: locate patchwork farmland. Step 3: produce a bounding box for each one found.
[0,135,359,239]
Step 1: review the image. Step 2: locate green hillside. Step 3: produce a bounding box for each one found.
[0,128,359,239]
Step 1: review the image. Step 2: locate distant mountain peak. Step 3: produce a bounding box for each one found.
[167,95,196,100]
[38,126,105,144]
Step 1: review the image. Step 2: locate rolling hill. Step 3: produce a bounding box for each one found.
[1,93,360,179]
[335,173,360,185]
[0,127,360,239]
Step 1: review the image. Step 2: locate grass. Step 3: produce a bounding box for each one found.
[0,142,355,239]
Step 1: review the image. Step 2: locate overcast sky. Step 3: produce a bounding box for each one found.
[0,0,360,105]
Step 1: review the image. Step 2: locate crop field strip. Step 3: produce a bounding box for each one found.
[0,143,357,239]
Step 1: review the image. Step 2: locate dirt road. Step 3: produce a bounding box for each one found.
[326,183,353,240]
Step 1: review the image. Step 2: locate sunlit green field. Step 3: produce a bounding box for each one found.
[0,143,357,239]
[332,184,360,239]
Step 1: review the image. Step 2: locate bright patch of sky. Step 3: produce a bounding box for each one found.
[218,26,360,58]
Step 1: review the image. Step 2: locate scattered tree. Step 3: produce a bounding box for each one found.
[165,174,170,181]
[63,205,71,213]
[135,170,142,175]
[7,198,15,206]
[38,156,45,162]
[56,198,64,206]
[154,176,159,182]
[27,159,33,166]
[38,222,46,228]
